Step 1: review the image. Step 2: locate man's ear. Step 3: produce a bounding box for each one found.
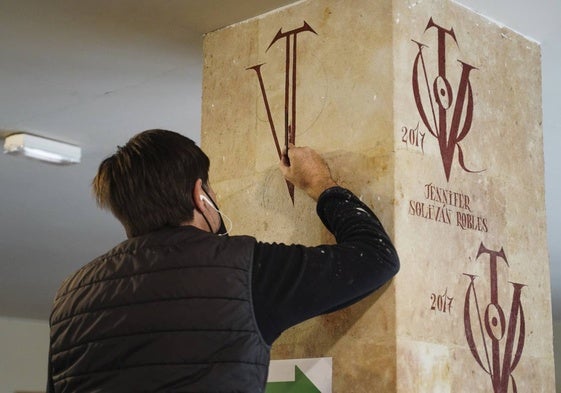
[192,178,206,212]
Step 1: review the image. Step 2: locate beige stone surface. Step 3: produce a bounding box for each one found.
[202,0,554,391]
[392,1,553,391]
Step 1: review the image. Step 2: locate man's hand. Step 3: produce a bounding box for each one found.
[279,144,337,201]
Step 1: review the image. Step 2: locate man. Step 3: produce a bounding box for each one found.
[47,129,399,392]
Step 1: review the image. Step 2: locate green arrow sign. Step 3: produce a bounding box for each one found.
[265,366,321,393]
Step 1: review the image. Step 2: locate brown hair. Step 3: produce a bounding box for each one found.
[92,129,210,237]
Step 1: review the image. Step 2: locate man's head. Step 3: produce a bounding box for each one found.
[92,129,210,238]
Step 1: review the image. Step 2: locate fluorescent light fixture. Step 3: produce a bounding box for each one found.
[3,133,81,165]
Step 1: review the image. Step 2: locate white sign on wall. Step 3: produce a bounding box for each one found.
[266,357,332,393]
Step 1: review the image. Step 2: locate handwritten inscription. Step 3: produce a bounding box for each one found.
[430,288,453,313]
[401,122,425,153]
[408,183,488,232]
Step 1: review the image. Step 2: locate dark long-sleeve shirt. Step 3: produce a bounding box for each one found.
[252,186,399,345]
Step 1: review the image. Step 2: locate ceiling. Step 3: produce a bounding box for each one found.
[0,0,559,322]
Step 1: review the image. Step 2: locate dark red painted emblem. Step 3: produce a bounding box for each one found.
[412,18,483,181]
[464,243,526,392]
[248,22,317,203]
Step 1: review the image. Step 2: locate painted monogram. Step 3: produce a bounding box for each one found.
[464,243,526,392]
[248,21,318,203]
[412,18,482,181]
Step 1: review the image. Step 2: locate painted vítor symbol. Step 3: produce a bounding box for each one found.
[412,18,483,182]
[248,21,317,203]
[464,243,526,393]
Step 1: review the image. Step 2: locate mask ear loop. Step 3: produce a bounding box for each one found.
[203,198,233,236]
[200,186,233,236]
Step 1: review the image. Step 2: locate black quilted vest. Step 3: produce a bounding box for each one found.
[49,226,270,392]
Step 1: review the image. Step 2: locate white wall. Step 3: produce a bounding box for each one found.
[0,316,49,393]
[555,321,561,392]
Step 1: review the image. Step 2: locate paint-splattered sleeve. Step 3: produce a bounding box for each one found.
[252,186,399,345]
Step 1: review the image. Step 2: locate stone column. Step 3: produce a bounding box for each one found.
[201,0,554,391]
